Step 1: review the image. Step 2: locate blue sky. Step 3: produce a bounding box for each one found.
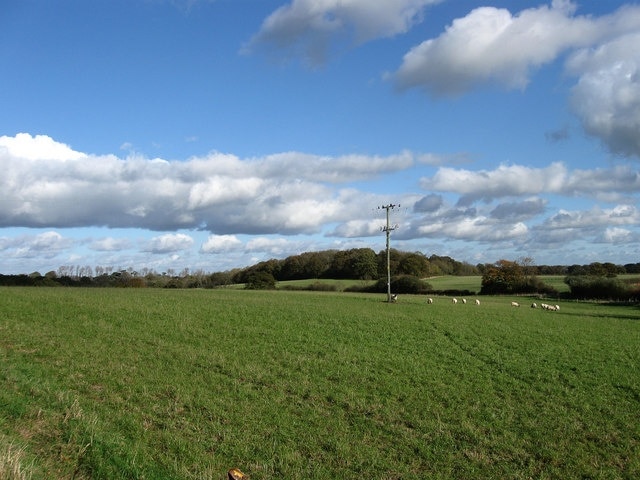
[2,0,640,275]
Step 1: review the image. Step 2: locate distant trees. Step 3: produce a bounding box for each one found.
[244,270,276,290]
[564,262,639,300]
[1,254,638,301]
[480,259,557,295]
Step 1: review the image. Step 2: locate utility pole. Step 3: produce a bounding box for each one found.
[378,203,399,303]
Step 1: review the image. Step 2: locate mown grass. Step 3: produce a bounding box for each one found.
[1,287,639,479]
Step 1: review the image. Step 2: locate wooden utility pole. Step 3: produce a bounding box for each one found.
[378,203,399,303]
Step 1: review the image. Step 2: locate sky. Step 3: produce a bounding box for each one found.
[2,0,640,275]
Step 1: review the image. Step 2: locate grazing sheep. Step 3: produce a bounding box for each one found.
[391,294,398,303]
[475,299,480,305]
[427,298,434,304]
[511,301,520,307]
[452,298,458,304]
[531,302,538,308]
[555,305,560,310]
[462,299,467,304]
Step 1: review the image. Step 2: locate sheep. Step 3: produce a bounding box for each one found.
[452,298,458,304]
[475,299,480,305]
[555,305,560,311]
[427,298,434,304]
[531,302,538,308]
[462,299,467,304]
[390,294,398,303]
[511,301,520,307]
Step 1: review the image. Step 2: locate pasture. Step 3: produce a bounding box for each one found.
[1,287,639,479]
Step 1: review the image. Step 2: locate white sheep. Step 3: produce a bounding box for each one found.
[531,302,538,308]
[475,299,480,305]
[427,298,434,304]
[452,298,458,304]
[462,299,467,304]
[555,305,560,311]
[511,301,520,307]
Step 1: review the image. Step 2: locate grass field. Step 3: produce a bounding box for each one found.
[276,275,577,294]
[1,287,639,479]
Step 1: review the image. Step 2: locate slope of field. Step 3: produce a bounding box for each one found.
[1,288,639,479]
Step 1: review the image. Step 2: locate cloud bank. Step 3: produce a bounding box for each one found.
[1,132,639,272]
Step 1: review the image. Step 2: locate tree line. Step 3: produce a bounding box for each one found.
[1,249,639,300]
[480,258,640,300]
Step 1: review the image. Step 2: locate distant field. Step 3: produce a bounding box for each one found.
[424,275,483,292]
[277,275,578,294]
[1,288,639,479]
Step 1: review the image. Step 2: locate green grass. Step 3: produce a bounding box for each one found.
[1,288,639,479]
[276,278,374,291]
[425,275,483,292]
[425,275,578,294]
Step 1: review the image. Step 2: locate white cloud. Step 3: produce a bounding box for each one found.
[187,177,264,209]
[0,134,417,234]
[567,32,640,158]
[9,231,74,259]
[245,0,440,65]
[90,237,132,251]
[245,237,293,255]
[600,227,633,244]
[417,216,528,242]
[201,234,243,253]
[545,205,639,229]
[146,233,194,253]
[0,133,86,161]
[2,132,640,271]
[330,219,383,238]
[393,1,640,96]
[421,162,640,205]
[422,163,568,204]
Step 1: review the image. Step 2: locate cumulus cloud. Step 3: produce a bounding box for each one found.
[245,236,295,255]
[201,234,243,253]
[417,215,528,242]
[245,0,440,65]
[90,237,132,251]
[527,204,640,250]
[567,32,640,158]
[0,133,413,235]
[0,133,86,161]
[420,162,640,206]
[545,205,639,230]
[599,227,634,244]
[2,133,640,270]
[330,219,384,238]
[393,1,640,96]
[421,163,568,205]
[146,233,194,253]
[4,231,74,259]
